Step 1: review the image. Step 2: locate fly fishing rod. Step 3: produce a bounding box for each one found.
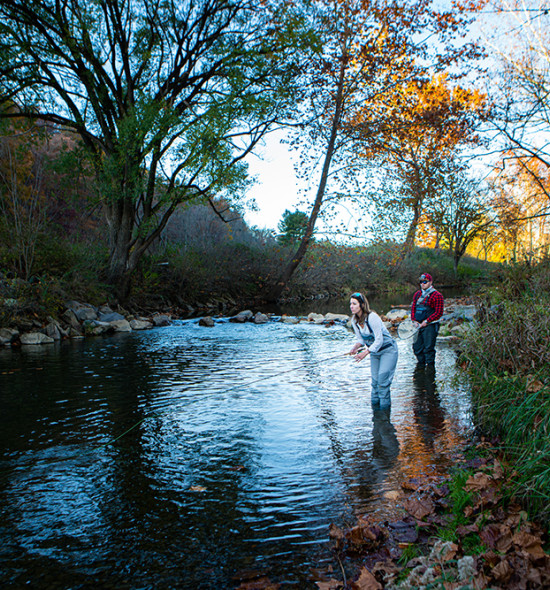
[99,348,364,449]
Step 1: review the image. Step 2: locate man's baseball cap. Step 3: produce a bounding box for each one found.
[419,273,433,282]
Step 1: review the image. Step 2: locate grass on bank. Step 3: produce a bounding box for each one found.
[460,260,550,526]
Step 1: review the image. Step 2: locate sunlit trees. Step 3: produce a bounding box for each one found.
[0,0,314,300]
[488,155,550,262]
[352,73,488,252]
[487,1,550,202]
[264,0,484,301]
[428,165,493,275]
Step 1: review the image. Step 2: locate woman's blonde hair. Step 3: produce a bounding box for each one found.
[350,292,370,324]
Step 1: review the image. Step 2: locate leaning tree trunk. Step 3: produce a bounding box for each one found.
[263,54,347,303]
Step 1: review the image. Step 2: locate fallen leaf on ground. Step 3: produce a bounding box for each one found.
[526,379,544,393]
[351,567,382,590]
[402,495,434,520]
[315,579,342,590]
[491,559,513,583]
[383,490,401,501]
[465,472,493,491]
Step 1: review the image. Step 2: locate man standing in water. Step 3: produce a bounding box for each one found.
[411,273,444,370]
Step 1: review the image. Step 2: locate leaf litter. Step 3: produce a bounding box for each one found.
[313,445,550,590]
[231,444,550,590]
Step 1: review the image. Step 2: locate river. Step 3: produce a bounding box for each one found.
[0,299,473,589]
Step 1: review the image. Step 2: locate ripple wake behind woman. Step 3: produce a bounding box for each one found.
[348,292,398,408]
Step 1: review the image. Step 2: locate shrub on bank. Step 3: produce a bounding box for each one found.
[460,261,550,524]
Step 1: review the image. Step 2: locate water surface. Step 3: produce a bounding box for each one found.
[0,318,473,589]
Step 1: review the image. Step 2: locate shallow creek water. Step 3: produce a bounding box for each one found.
[0,317,473,589]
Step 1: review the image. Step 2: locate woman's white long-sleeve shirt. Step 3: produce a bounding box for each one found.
[351,312,392,353]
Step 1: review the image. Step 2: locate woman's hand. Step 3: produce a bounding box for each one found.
[349,344,362,355]
[354,349,369,362]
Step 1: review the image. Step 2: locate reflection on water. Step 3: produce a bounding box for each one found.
[0,320,473,588]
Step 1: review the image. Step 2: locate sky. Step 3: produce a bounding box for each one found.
[243,134,369,244]
[242,131,301,232]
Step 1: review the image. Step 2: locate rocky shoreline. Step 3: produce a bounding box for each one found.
[0,297,479,347]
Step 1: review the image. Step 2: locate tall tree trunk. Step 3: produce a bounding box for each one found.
[264,53,347,303]
[104,190,137,301]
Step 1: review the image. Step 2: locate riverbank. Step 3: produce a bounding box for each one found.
[315,443,550,590]
[0,295,479,348]
[310,262,550,590]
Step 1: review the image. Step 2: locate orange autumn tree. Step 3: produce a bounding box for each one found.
[264,0,484,301]
[349,72,488,253]
[488,154,550,262]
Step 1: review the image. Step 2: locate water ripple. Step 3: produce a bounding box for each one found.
[0,320,473,588]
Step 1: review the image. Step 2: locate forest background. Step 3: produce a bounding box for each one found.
[0,0,548,318]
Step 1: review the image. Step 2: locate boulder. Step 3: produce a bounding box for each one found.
[130,319,153,330]
[109,319,132,332]
[450,323,473,337]
[307,312,325,324]
[98,311,125,322]
[82,320,113,335]
[15,317,34,331]
[152,314,171,327]
[230,310,253,323]
[65,300,86,311]
[75,306,98,321]
[253,312,268,324]
[448,305,477,321]
[20,332,54,345]
[280,315,300,324]
[44,322,62,340]
[0,327,19,345]
[62,309,81,330]
[69,326,84,339]
[199,316,215,327]
[325,313,349,323]
[385,309,409,321]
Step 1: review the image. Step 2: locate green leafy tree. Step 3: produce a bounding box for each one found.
[428,165,493,276]
[0,0,314,300]
[277,209,309,245]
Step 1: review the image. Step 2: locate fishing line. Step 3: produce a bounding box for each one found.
[98,349,362,449]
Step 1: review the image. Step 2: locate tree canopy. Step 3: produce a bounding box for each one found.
[0,0,315,299]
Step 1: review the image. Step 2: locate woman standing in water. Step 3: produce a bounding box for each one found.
[349,292,398,408]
